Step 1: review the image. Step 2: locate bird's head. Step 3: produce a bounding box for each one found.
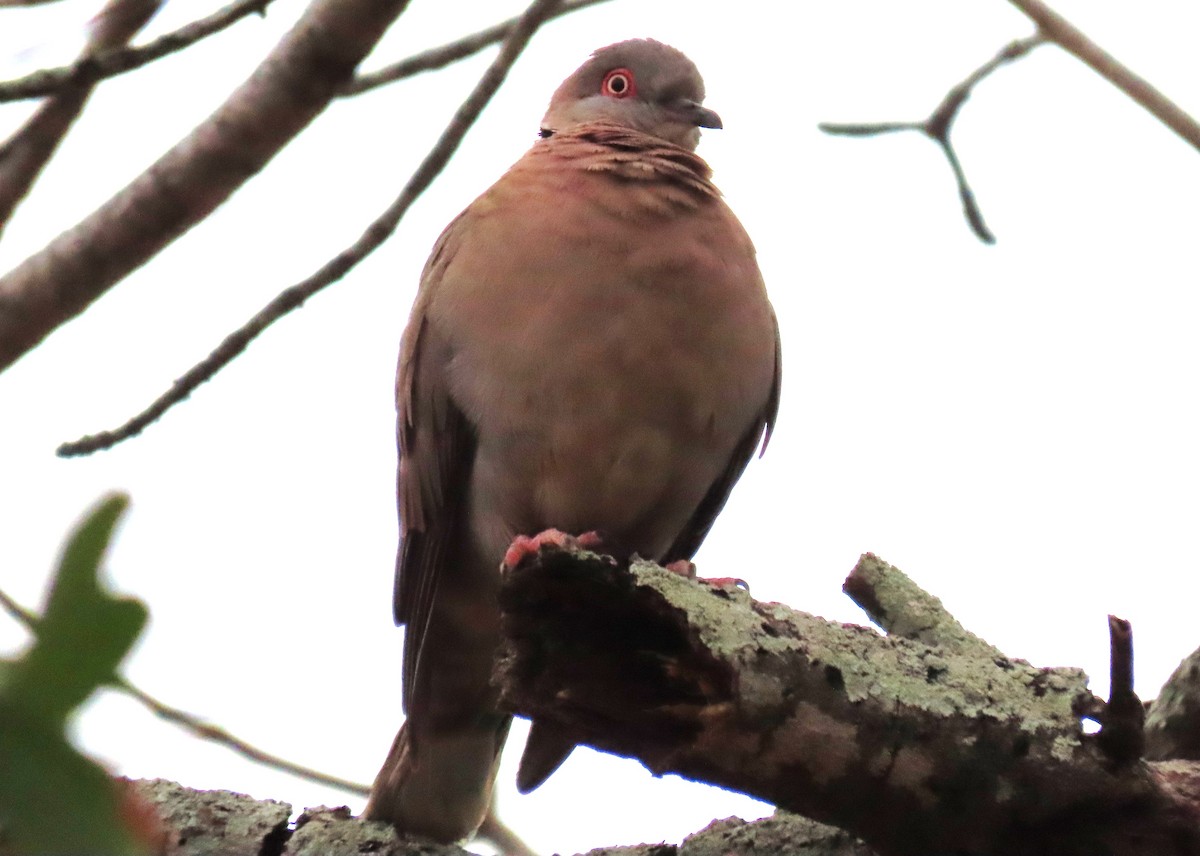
[540,39,721,151]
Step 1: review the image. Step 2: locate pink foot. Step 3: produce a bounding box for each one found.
[664,559,697,578]
[503,529,603,571]
[664,559,747,592]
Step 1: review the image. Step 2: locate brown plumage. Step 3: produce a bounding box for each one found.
[365,39,781,845]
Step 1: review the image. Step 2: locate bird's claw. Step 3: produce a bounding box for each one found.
[502,528,603,571]
[663,559,747,592]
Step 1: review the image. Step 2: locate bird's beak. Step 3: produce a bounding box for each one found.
[675,99,723,130]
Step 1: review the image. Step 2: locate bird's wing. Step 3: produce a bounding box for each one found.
[663,309,781,564]
[393,214,478,714]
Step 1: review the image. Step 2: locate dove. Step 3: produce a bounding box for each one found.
[364,38,781,845]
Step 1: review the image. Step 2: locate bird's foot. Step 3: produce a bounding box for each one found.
[663,559,748,592]
[664,559,697,578]
[503,529,603,571]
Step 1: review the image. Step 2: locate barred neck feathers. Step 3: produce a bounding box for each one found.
[536,122,719,214]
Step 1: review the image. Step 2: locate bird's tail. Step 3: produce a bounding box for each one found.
[364,714,512,843]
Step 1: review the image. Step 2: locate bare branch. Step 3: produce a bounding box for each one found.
[0,0,161,235]
[58,0,566,457]
[0,582,372,797]
[86,0,164,46]
[342,0,612,96]
[478,795,538,856]
[1008,0,1200,152]
[825,1,1200,243]
[496,549,1200,856]
[0,0,273,104]
[0,97,87,233]
[117,681,373,796]
[821,35,1045,244]
[0,0,412,375]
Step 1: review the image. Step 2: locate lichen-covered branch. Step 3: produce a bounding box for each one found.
[494,549,1200,856]
[1147,645,1200,762]
[119,779,871,856]
[843,552,1004,657]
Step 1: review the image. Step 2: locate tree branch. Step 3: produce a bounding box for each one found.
[2,578,535,854]
[0,0,162,236]
[1007,0,1200,152]
[820,35,1045,244]
[341,0,612,96]
[0,0,412,375]
[495,549,1200,856]
[824,2,1200,242]
[1097,615,1146,767]
[1146,645,1200,762]
[57,0,566,457]
[0,0,274,104]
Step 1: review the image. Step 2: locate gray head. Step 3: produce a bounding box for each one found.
[540,39,721,151]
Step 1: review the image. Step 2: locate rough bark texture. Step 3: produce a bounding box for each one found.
[116,779,875,855]
[493,549,1200,856]
[286,805,469,856]
[1147,646,1200,762]
[123,778,292,855]
[122,779,471,856]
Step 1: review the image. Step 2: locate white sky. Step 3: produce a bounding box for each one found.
[1,1,1199,853]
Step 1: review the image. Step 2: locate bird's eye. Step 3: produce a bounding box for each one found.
[601,68,636,99]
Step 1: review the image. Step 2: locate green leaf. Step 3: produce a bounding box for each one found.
[0,494,150,855]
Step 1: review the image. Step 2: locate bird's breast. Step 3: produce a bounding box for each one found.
[430,164,774,559]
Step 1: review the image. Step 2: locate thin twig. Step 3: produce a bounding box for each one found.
[0,0,162,235]
[5,571,528,851]
[0,0,411,374]
[1008,0,1200,152]
[479,795,538,856]
[342,0,610,95]
[821,35,1046,243]
[824,2,1200,242]
[116,681,372,795]
[58,0,566,457]
[5,563,537,855]
[0,0,272,104]
[0,583,372,797]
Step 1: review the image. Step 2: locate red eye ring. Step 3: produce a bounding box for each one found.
[601,68,636,99]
